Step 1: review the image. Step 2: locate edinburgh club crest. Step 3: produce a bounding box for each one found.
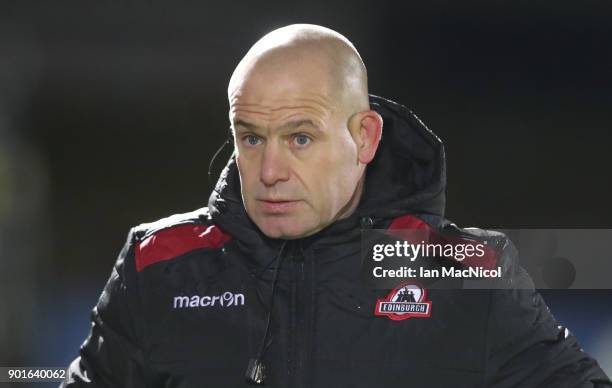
[375,283,432,320]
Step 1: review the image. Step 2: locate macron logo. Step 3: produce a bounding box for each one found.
[173,292,245,309]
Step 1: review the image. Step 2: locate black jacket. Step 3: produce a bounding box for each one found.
[62,95,611,387]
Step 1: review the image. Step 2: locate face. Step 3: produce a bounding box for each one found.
[229,61,364,239]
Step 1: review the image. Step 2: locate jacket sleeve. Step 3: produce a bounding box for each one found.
[484,238,611,388]
[61,228,148,387]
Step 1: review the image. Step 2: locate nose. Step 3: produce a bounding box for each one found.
[260,142,290,187]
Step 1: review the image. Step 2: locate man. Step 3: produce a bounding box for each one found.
[62,24,611,387]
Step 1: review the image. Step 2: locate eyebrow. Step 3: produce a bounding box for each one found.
[233,119,320,133]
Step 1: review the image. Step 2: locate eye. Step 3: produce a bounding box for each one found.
[293,134,312,147]
[243,134,262,147]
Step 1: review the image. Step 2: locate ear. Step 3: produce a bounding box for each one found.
[348,110,383,164]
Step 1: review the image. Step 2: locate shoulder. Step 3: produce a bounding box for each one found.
[131,207,232,272]
[389,213,508,246]
[133,207,211,238]
[439,222,532,288]
[389,213,519,275]
[439,223,510,252]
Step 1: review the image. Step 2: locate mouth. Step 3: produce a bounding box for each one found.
[257,199,302,214]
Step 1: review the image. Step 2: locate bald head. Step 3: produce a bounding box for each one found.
[228,24,369,116]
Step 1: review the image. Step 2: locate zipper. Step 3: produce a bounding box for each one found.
[288,240,307,388]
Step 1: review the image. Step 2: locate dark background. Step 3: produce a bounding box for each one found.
[1,0,611,383]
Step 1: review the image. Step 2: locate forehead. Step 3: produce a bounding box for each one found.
[229,57,338,121]
[229,94,334,125]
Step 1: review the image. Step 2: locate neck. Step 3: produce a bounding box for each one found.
[337,173,365,221]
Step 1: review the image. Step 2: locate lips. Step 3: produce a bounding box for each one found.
[257,199,301,214]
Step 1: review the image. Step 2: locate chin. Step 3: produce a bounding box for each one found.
[256,218,315,240]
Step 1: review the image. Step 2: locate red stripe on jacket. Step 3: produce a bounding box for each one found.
[135,224,231,272]
[387,214,431,231]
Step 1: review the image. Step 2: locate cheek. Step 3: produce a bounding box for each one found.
[236,157,259,200]
[306,148,359,210]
